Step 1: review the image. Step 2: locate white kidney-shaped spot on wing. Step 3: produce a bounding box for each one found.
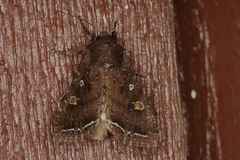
[79,80,84,87]
[129,84,134,91]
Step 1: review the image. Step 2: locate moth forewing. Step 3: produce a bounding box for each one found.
[48,12,158,148]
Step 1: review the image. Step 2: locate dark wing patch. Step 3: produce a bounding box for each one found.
[105,56,158,148]
[54,53,100,143]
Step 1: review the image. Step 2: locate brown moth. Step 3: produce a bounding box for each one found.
[48,13,158,148]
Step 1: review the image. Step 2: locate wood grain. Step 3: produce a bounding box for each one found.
[0,0,186,159]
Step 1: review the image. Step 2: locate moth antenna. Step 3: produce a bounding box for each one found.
[111,21,117,37]
[55,10,101,33]
[109,14,157,34]
[135,73,148,78]
[47,91,69,104]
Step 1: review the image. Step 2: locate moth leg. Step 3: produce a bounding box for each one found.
[47,90,69,104]
[78,16,93,43]
[135,72,147,78]
[47,44,86,56]
[111,21,117,38]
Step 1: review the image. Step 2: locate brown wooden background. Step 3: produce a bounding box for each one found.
[0,0,186,159]
[174,0,240,160]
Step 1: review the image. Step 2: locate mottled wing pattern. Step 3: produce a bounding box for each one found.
[54,53,100,142]
[105,56,158,148]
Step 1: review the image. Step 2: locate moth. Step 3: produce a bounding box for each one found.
[48,13,158,148]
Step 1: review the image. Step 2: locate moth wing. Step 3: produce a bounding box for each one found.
[54,53,100,143]
[105,56,158,148]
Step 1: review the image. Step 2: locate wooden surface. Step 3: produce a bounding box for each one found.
[174,0,240,159]
[0,0,186,159]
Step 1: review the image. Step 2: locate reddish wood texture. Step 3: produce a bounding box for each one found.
[0,0,186,159]
[174,0,240,159]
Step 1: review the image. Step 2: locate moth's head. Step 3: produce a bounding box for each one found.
[99,31,112,38]
[96,21,117,39]
[95,31,114,41]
